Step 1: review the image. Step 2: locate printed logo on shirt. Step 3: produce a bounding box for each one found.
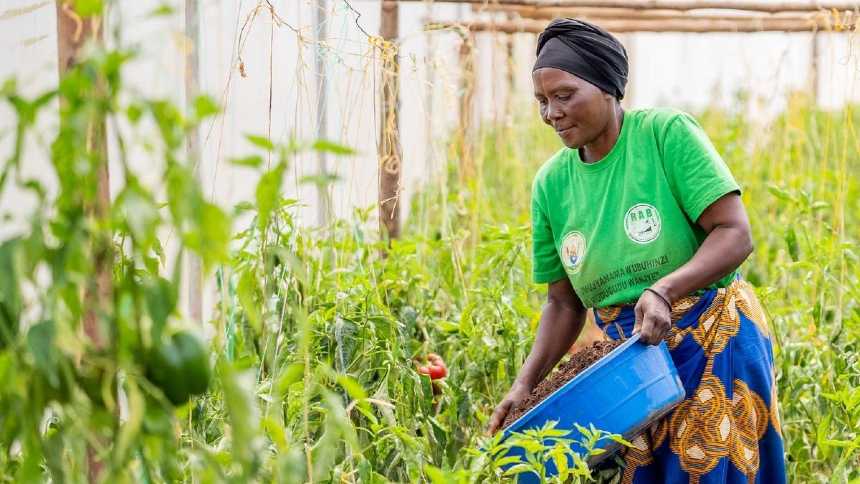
[560,231,587,274]
[624,203,662,244]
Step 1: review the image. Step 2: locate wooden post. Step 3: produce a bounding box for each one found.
[379,1,401,240]
[810,30,820,104]
[621,33,635,109]
[185,0,203,324]
[55,2,109,481]
[315,0,331,227]
[56,2,110,348]
[506,28,516,116]
[425,1,436,180]
[457,32,476,183]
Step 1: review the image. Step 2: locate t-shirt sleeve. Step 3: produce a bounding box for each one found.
[661,112,741,223]
[531,180,567,284]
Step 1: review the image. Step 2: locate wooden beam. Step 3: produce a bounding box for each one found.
[487,4,836,21]
[457,33,476,182]
[427,17,858,33]
[379,0,401,240]
[810,31,820,103]
[403,0,860,14]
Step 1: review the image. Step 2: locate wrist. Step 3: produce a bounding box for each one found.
[649,280,676,306]
[651,278,679,303]
[513,376,536,392]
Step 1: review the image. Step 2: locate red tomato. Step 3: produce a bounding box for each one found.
[427,353,446,367]
[416,353,448,381]
[427,364,447,380]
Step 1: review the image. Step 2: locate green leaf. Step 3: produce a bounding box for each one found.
[230,155,263,168]
[276,363,305,396]
[219,363,260,471]
[196,202,230,269]
[817,413,832,459]
[608,434,634,447]
[246,134,275,151]
[233,201,255,214]
[114,181,159,249]
[493,455,523,467]
[767,184,795,203]
[312,139,355,155]
[73,0,103,16]
[237,270,261,333]
[0,239,22,346]
[336,374,367,401]
[148,3,175,16]
[823,439,860,449]
[502,463,535,476]
[193,95,220,119]
[785,227,799,262]
[299,173,341,187]
[256,162,285,230]
[27,320,58,386]
[423,465,449,484]
[126,103,144,123]
[149,100,186,149]
[145,277,176,341]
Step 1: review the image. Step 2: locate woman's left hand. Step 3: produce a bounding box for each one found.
[633,289,672,345]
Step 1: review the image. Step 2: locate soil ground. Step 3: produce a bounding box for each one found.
[502,340,622,429]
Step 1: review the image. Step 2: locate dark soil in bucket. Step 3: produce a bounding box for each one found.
[502,340,622,429]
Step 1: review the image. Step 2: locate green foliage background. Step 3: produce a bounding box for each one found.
[0,21,858,484]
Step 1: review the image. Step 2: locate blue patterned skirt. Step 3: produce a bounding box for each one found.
[593,279,786,484]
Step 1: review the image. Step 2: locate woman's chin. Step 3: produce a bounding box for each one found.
[560,136,580,149]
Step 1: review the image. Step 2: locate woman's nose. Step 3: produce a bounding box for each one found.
[546,101,564,121]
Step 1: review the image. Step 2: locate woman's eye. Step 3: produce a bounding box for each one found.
[557,95,571,102]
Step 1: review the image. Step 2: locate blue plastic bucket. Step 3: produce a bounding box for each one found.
[498,334,684,483]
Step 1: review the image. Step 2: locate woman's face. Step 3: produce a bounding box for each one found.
[532,67,616,149]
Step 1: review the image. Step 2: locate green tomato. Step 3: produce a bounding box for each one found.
[146,330,211,405]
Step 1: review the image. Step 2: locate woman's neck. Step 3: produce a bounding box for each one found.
[579,105,625,163]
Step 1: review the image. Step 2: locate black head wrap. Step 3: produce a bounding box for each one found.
[533,18,629,100]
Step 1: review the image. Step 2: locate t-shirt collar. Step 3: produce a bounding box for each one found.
[571,109,631,173]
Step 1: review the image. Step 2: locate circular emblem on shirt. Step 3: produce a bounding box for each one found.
[624,203,662,244]
[560,231,587,274]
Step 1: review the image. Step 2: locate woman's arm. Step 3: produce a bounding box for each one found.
[634,192,753,344]
[487,278,587,434]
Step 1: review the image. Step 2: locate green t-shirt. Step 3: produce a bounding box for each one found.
[531,108,741,308]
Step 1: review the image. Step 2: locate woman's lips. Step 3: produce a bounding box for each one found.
[556,126,574,136]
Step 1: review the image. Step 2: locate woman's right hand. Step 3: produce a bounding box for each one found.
[486,279,586,436]
[486,382,533,435]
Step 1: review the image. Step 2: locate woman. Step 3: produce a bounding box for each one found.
[487,18,786,483]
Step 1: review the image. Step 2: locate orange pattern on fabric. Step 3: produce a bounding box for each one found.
[618,281,778,484]
[729,380,769,478]
[770,379,782,436]
[736,280,770,337]
[620,419,669,483]
[596,306,623,325]
[670,295,700,323]
[669,374,732,481]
